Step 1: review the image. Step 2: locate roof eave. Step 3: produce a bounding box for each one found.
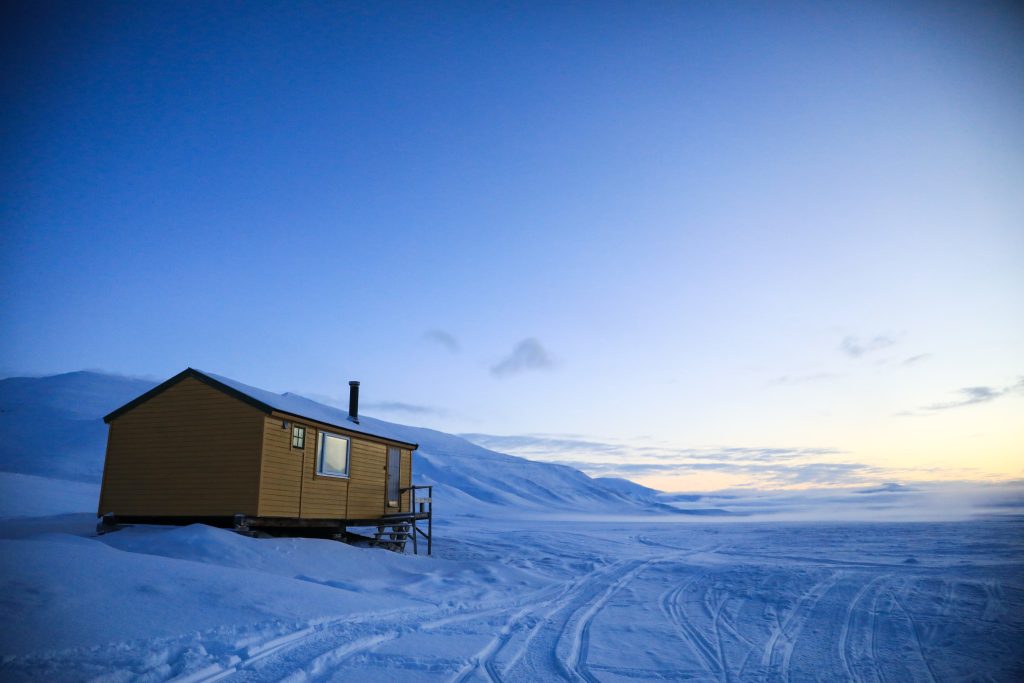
[267,409,418,450]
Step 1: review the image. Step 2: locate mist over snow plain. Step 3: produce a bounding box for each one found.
[0,372,1022,681]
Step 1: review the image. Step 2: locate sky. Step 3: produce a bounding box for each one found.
[2,1,1022,491]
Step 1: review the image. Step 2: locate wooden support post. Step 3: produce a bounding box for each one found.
[96,513,119,535]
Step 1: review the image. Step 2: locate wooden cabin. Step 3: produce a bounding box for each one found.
[98,368,431,551]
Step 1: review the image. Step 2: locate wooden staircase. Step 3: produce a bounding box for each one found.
[369,485,433,554]
[370,521,412,552]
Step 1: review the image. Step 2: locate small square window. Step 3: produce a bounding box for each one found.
[291,425,305,449]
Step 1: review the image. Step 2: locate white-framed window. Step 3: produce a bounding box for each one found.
[291,425,306,449]
[317,431,350,478]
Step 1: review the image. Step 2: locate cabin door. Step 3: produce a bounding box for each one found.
[386,446,401,509]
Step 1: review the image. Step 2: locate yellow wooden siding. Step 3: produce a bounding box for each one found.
[294,423,349,519]
[263,411,414,520]
[257,417,303,517]
[98,376,263,516]
[345,438,387,519]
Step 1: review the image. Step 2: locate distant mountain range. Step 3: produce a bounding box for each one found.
[0,371,678,515]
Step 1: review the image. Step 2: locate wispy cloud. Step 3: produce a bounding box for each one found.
[900,353,931,366]
[769,372,839,386]
[490,338,556,377]
[363,400,447,417]
[286,392,448,418]
[463,433,843,463]
[423,329,460,353]
[461,432,869,487]
[462,433,628,456]
[840,334,895,358]
[560,459,883,487]
[919,377,1024,412]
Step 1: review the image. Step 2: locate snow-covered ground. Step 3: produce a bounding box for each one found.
[1,372,1022,681]
[2,512,1022,681]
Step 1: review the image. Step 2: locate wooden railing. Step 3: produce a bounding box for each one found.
[402,484,433,555]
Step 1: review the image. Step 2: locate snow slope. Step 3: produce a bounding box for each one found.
[0,472,99,518]
[0,371,153,482]
[352,416,680,516]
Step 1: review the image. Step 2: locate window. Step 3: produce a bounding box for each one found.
[317,431,350,478]
[291,425,306,449]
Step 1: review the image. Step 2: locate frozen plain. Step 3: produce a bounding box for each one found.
[1,507,1022,682]
[1,372,1022,681]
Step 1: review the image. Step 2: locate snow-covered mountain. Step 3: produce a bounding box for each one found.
[0,372,154,483]
[0,371,672,516]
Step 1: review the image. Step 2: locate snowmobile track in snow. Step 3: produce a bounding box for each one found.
[759,572,839,683]
[62,525,1020,683]
[837,575,889,683]
[448,558,647,682]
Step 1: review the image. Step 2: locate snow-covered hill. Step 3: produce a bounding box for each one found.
[349,415,680,515]
[0,371,154,483]
[0,371,671,517]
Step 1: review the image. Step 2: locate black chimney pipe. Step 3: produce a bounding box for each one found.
[348,381,360,423]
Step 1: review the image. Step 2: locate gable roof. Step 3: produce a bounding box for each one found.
[103,368,418,449]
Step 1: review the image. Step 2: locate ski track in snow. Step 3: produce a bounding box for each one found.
[563,559,656,682]
[2,522,1023,683]
[172,608,420,683]
[868,578,888,683]
[838,574,889,683]
[659,570,721,678]
[445,567,608,683]
[486,558,645,682]
[759,572,840,683]
[891,587,939,683]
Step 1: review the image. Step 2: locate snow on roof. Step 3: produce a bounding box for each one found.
[194,369,418,448]
[106,368,417,448]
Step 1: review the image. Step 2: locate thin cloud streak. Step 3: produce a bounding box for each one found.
[461,431,867,487]
[288,393,448,418]
[769,372,839,386]
[462,433,842,463]
[921,378,1024,412]
[461,433,625,455]
[840,334,895,358]
[899,376,1024,415]
[363,400,448,417]
[551,458,885,488]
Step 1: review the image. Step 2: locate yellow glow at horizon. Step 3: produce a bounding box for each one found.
[634,400,1023,492]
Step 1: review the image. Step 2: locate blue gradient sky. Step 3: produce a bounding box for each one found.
[2,2,1022,490]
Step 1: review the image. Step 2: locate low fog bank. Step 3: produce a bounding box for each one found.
[657,481,1024,522]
